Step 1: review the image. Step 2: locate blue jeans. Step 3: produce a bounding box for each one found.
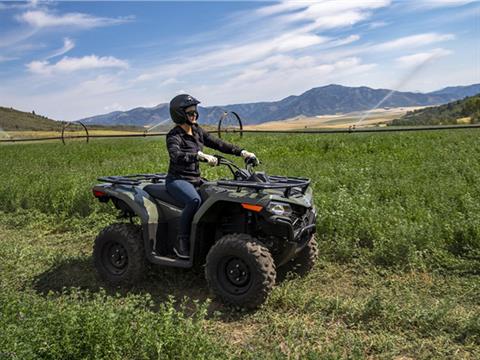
[165,176,202,238]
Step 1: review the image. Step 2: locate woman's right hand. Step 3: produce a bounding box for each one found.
[197,151,218,166]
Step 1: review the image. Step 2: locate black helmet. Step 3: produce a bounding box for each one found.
[169,94,201,124]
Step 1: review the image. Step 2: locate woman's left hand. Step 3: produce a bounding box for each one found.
[241,150,259,166]
[241,150,256,160]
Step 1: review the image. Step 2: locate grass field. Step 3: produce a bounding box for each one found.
[1,130,479,358]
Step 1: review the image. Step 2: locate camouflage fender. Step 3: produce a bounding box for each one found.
[99,184,160,251]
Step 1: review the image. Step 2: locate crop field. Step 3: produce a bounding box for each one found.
[244,107,426,130]
[1,130,479,359]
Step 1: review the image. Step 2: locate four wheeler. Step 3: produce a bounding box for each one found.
[92,156,317,309]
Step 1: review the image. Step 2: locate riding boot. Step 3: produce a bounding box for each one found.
[173,235,190,259]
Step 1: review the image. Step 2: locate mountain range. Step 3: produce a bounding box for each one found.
[79,83,480,128]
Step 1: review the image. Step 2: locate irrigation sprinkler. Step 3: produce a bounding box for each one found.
[61,121,89,145]
[217,111,243,139]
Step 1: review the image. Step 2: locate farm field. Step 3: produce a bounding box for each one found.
[1,130,479,358]
[3,129,145,139]
[244,106,427,130]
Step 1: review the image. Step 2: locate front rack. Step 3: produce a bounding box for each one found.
[217,175,310,198]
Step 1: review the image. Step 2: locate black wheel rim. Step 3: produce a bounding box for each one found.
[217,256,252,295]
[102,241,128,275]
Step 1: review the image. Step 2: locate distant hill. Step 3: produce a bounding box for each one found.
[79,103,171,129]
[427,84,480,100]
[0,107,61,131]
[79,83,480,127]
[391,94,480,126]
[0,106,145,135]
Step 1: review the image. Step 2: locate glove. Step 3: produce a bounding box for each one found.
[241,150,259,165]
[197,151,218,166]
[241,150,256,160]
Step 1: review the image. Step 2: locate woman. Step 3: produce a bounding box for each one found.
[166,94,257,259]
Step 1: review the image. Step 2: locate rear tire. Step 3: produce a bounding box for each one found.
[279,235,318,278]
[205,233,276,309]
[93,223,145,285]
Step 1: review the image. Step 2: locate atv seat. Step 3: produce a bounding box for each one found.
[143,184,184,208]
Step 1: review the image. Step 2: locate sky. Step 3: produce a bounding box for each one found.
[0,0,479,121]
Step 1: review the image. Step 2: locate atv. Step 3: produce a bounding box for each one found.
[92,156,317,309]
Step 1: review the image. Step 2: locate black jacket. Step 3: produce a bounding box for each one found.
[166,124,243,183]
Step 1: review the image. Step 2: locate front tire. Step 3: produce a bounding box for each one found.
[205,233,276,309]
[279,235,318,278]
[93,223,145,285]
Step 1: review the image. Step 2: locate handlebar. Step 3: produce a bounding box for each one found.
[213,154,259,178]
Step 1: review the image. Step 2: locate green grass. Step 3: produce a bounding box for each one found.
[1,130,479,270]
[1,130,479,358]
[0,224,478,359]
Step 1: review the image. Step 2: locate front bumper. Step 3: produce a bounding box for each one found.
[263,207,317,266]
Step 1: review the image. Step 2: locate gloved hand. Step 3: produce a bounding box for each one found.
[241,150,259,165]
[197,151,218,166]
[241,150,256,160]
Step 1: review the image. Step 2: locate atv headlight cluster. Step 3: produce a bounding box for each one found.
[267,201,293,217]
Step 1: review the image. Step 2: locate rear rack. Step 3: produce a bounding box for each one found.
[217,175,310,198]
[97,173,168,186]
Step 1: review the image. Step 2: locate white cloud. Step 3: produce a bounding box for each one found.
[17,10,133,29]
[159,78,180,86]
[255,1,312,16]
[75,75,129,96]
[27,55,129,75]
[307,10,369,31]
[132,0,390,86]
[0,0,38,11]
[0,28,38,48]
[143,30,449,87]
[272,1,390,32]
[368,21,388,29]
[274,32,328,52]
[103,102,125,112]
[195,56,377,106]
[395,48,453,67]
[410,0,474,8]
[374,33,455,51]
[46,37,74,59]
[331,34,361,47]
[135,32,330,83]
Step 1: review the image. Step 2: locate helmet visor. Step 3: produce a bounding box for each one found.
[185,110,198,119]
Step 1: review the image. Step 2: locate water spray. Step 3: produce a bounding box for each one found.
[355,53,441,126]
[145,119,170,133]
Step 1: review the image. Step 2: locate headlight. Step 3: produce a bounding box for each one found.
[267,201,293,216]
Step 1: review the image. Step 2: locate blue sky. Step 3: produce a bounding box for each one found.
[0,0,479,120]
